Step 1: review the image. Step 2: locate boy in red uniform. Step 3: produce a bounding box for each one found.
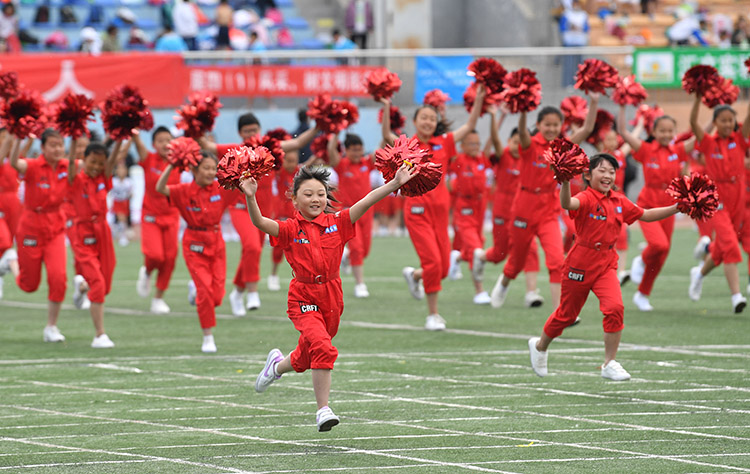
[245,164,416,432]
[156,152,236,352]
[528,153,679,380]
[0,131,21,300]
[329,133,374,298]
[491,93,600,309]
[9,130,69,342]
[67,141,122,348]
[618,106,695,311]
[267,149,300,291]
[686,95,750,313]
[133,127,180,315]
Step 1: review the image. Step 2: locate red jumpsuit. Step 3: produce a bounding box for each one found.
[335,156,373,266]
[544,187,644,338]
[0,161,21,255]
[270,209,356,372]
[168,181,235,329]
[450,152,489,266]
[695,132,748,265]
[139,153,180,292]
[271,166,298,266]
[632,140,688,296]
[503,133,565,284]
[69,170,116,303]
[741,167,750,273]
[403,133,456,294]
[16,156,69,302]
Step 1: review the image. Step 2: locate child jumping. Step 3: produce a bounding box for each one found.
[243,164,415,432]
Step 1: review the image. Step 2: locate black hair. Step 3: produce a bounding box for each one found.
[344,133,363,148]
[536,106,564,124]
[582,153,619,190]
[152,126,172,143]
[713,104,737,122]
[196,150,217,166]
[645,115,676,143]
[414,105,453,137]
[291,165,338,213]
[509,127,519,138]
[238,112,260,132]
[89,130,101,143]
[332,28,341,36]
[84,142,108,157]
[41,129,62,145]
[297,108,309,123]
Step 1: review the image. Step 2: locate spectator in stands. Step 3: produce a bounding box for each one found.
[641,0,657,15]
[293,108,312,164]
[155,25,188,51]
[0,3,20,53]
[215,0,232,50]
[249,31,266,62]
[667,8,708,46]
[79,26,102,55]
[255,0,276,18]
[345,0,373,50]
[101,24,121,52]
[331,28,356,65]
[731,15,750,46]
[128,27,150,48]
[559,0,589,87]
[173,0,199,50]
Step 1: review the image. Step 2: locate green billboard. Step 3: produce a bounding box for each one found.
[633,48,750,88]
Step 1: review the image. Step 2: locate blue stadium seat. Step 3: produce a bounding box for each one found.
[275,0,293,7]
[283,17,307,29]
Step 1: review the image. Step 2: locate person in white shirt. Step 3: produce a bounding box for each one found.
[172,0,198,50]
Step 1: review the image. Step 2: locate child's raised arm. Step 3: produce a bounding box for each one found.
[484,105,505,157]
[689,93,705,143]
[569,92,600,145]
[327,134,342,168]
[452,83,486,143]
[559,180,580,211]
[132,132,150,161]
[349,164,416,223]
[518,110,531,150]
[379,98,398,146]
[239,177,280,237]
[155,163,174,197]
[67,138,78,185]
[104,140,123,178]
[9,136,26,174]
[640,204,678,222]
[617,105,642,153]
[282,125,319,152]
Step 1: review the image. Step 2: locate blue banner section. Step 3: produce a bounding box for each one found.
[414,55,474,105]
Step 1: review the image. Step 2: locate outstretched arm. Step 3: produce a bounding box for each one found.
[239,177,280,236]
[327,134,342,168]
[9,136,26,174]
[155,163,174,197]
[453,84,486,143]
[104,140,123,178]
[518,110,531,149]
[689,94,705,143]
[349,164,416,223]
[559,180,580,211]
[132,132,150,161]
[486,105,505,157]
[617,105,642,152]
[67,138,78,185]
[569,92,600,145]
[640,204,679,222]
[282,125,319,152]
[379,98,398,146]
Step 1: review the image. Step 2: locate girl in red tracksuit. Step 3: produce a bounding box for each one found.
[528,153,679,381]
[268,150,299,292]
[0,132,21,296]
[379,87,484,331]
[686,95,750,313]
[618,105,695,312]
[244,164,416,432]
[156,153,236,353]
[67,141,122,348]
[491,93,600,310]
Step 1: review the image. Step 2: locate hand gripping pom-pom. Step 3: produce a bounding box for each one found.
[310,134,342,163]
[0,88,46,139]
[543,137,590,183]
[681,65,721,95]
[560,96,588,128]
[175,92,222,139]
[612,75,648,106]
[498,68,542,113]
[167,137,202,171]
[245,134,285,170]
[378,105,406,133]
[0,72,19,100]
[666,172,719,221]
[702,77,739,108]
[463,82,501,115]
[631,103,664,135]
[307,95,360,134]
[574,59,619,95]
[364,68,402,101]
[468,58,507,94]
[374,135,442,197]
[423,89,450,109]
[217,145,275,190]
[100,85,153,140]
[51,92,95,139]
[587,110,615,146]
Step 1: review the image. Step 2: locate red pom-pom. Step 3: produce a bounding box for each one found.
[31,106,53,139]
[245,134,285,170]
[666,172,719,221]
[0,88,46,139]
[543,137,590,183]
[167,137,202,171]
[574,59,619,95]
[612,75,648,106]
[364,68,402,101]
[374,135,441,197]
[631,103,664,135]
[50,92,95,139]
[423,89,450,109]
[560,96,588,128]
[0,71,20,100]
[310,134,342,163]
[100,85,154,140]
[702,77,739,108]
[498,68,542,113]
[217,145,275,190]
[745,57,750,75]
[265,127,291,142]
[468,57,507,94]
[587,110,615,145]
[175,92,222,139]
[378,105,406,133]
[463,82,500,115]
[307,95,359,134]
[681,65,721,95]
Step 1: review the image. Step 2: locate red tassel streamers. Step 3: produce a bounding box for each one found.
[467,57,507,94]
[560,96,588,128]
[307,95,359,133]
[167,137,202,171]
[378,105,406,133]
[364,68,402,101]
[0,88,46,139]
[265,127,291,142]
[175,92,222,139]
[666,172,719,221]
[498,68,542,113]
[587,110,615,145]
[612,75,648,106]
[423,89,450,109]
[543,137,590,183]
[463,82,500,115]
[631,103,664,135]
[681,65,721,95]
[702,77,739,108]
[100,85,154,140]
[374,135,441,197]
[0,71,19,100]
[50,92,95,139]
[574,59,619,94]
[217,145,275,190]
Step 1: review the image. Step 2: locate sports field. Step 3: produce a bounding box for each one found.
[0,224,748,473]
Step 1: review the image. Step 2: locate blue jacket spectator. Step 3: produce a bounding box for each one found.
[155,27,188,51]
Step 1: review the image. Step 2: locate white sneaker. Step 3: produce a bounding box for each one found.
[187,280,197,306]
[72,274,88,310]
[246,291,261,311]
[524,289,544,308]
[150,298,170,315]
[81,295,91,310]
[473,291,491,305]
[255,348,284,392]
[267,275,281,291]
[490,277,509,308]
[732,293,747,313]
[136,266,151,298]
[43,325,66,342]
[632,291,653,312]
[693,235,711,260]
[618,270,630,286]
[402,266,424,300]
[448,249,463,280]
[0,248,17,276]
[688,266,703,301]
[316,406,340,432]
[528,337,548,377]
[229,289,247,316]
[353,283,370,298]
[340,247,352,275]
[201,334,217,353]
[601,360,631,381]
[91,334,115,348]
[630,255,645,285]
[471,248,486,281]
[425,314,446,331]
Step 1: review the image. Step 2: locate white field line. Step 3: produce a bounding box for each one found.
[0,460,150,470]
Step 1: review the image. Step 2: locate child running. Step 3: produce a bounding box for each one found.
[245,164,416,432]
[528,153,679,380]
[0,130,21,300]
